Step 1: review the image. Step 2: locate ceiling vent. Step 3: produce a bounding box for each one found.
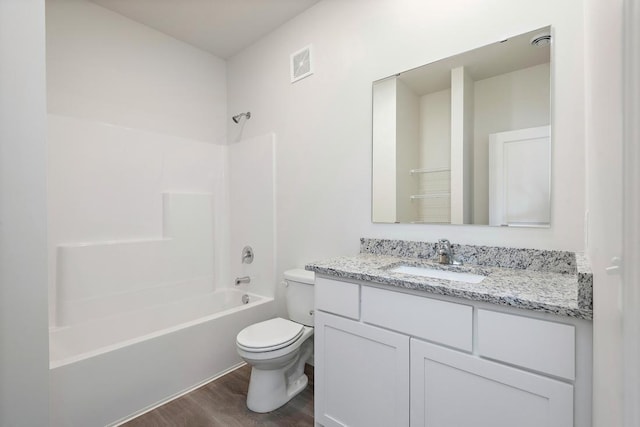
[290,45,314,83]
[530,33,551,48]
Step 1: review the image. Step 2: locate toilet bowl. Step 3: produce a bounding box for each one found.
[236,269,315,413]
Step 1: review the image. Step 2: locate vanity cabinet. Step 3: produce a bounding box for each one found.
[314,276,586,427]
[315,311,410,427]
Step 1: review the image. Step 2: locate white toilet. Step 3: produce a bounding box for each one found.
[236,268,315,413]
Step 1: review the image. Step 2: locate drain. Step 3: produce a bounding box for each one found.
[242,294,250,304]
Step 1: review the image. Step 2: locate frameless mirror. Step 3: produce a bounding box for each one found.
[372,26,551,227]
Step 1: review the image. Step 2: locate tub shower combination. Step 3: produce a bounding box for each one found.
[49,193,275,426]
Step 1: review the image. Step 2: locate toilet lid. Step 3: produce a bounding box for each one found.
[237,318,304,352]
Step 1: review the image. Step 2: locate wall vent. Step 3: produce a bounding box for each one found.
[290,45,313,83]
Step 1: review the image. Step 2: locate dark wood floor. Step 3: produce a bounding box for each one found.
[122,364,314,427]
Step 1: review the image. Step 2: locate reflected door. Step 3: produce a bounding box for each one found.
[489,126,551,227]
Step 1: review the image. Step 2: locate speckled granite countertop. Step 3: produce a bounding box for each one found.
[306,238,593,320]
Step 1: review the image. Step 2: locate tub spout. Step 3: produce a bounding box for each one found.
[235,276,251,286]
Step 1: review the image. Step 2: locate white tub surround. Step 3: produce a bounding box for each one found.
[47,114,231,326]
[46,121,280,426]
[54,192,216,328]
[228,133,277,298]
[47,192,278,427]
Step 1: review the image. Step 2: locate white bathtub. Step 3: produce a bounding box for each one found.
[49,289,275,427]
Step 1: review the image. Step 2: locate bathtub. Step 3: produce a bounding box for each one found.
[49,289,275,427]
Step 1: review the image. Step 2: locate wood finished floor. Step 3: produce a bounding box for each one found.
[122,364,314,427]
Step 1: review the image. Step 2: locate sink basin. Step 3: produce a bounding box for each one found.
[389,265,486,284]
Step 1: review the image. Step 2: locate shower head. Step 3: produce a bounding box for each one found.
[232,112,251,123]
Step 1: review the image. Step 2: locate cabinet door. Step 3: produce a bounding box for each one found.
[315,311,410,427]
[410,339,573,427]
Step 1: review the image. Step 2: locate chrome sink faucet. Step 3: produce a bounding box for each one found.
[437,239,452,264]
[436,239,462,265]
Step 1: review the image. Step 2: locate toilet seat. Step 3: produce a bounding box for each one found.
[237,318,304,352]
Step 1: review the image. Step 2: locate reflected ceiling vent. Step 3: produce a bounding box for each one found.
[530,33,551,48]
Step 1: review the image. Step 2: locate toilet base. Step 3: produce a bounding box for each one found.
[246,339,313,413]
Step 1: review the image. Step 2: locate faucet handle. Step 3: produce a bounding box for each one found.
[241,246,254,264]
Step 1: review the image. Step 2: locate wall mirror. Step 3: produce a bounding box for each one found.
[372,26,552,227]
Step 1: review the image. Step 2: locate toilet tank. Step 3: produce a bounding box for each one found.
[284,269,315,326]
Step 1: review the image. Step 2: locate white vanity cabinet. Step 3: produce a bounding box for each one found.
[314,276,590,427]
[314,311,410,427]
[314,277,410,427]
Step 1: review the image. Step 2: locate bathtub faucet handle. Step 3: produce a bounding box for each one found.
[235,276,251,286]
[241,246,254,264]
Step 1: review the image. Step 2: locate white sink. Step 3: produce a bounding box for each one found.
[390,265,486,284]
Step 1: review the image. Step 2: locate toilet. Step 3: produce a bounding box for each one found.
[236,268,315,413]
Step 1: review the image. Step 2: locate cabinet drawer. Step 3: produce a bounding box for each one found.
[361,286,472,352]
[315,277,360,320]
[478,309,575,380]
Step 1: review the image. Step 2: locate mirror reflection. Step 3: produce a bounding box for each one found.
[372,26,551,226]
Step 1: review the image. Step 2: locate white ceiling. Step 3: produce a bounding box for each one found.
[89,0,320,59]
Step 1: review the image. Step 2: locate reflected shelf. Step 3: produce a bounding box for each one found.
[409,167,451,175]
[410,192,451,200]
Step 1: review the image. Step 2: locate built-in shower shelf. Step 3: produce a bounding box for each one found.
[55,193,214,327]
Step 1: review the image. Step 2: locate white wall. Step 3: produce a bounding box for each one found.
[622,2,640,425]
[474,63,551,223]
[0,0,50,425]
[584,0,624,426]
[227,0,587,295]
[46,0,227,143]
[417,89,452,222]
[419,89,451,170]
[46,0,229,325]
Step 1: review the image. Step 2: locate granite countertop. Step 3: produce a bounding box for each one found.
[305,239,593,320]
